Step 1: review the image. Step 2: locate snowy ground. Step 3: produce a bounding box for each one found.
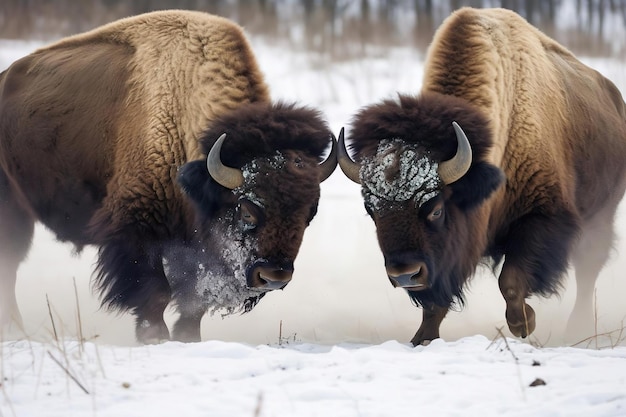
[1,12,626,417]
[2,335,626,417]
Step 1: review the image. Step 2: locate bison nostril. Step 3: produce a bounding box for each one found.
[412,265,423,278]
[258,270,292,290]
[247,262,293,290]
[387,262,429,290]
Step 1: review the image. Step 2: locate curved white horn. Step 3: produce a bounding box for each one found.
[318,134,338,183]
[337,128,361,184]
[438,121,472,185]
[206,133,244,189]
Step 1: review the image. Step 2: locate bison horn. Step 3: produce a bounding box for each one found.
[438,121,472,185]
[337,127,362,184]
[206,133,245,189]
[318,134,339,183]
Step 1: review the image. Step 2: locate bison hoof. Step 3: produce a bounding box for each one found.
[505,303,536,338]
[136,319,170,344]
[171,323,202,343]
[410,329,440,346]
[411,337,436,346]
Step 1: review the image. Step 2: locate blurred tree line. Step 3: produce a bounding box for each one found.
[1,0,625,58]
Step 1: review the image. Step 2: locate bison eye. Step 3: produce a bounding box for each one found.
[427,202,444,223]
[419,195,444,225]
[238,199,264,232]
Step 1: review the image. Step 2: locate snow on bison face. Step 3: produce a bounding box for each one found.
[176,132,337,316]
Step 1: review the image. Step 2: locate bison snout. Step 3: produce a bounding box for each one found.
[387,261,429,291]
[246,261,294,290]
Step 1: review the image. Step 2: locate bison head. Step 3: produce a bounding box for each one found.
[338,93,504,307]
[177,102,336,314]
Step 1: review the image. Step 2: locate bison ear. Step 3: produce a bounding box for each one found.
[177,160,223,216]
[448,161,504,210]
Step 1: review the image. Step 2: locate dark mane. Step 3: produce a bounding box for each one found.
[200,101,332,165]
[348,92,493,163]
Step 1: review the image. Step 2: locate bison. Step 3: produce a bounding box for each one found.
[338,7,626,345]
[0,10,337,343]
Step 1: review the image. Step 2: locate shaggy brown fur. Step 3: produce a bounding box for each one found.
[347,7,626,345]
[203,101,332,167]
[0,11,333,344]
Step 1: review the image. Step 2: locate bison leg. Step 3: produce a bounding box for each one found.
[498,264,536,338]
[170,283,208,342]
[410,304,448,346]
[96,240,171,344]
[134,290,171,345]
[172,313,204,343]
[0,174,34,333]
[499,211,578,338]
[567,205,617,342]
[167,262,207,342]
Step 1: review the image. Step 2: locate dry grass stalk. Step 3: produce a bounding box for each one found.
[569,289,626,349]
[46,294,59,343]
[594,288,598,350]
[46,350,90,395]
[570,322,626,349]
[488,327,519,362]
[72,277,84,354]
[487,327,526,400]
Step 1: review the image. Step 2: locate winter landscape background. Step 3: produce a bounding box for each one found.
[1,1,626,416]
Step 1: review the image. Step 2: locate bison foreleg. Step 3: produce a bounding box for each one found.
[172,313,204,343]
[410,304,448,346]
[566,204,617,342]
[134,296,171,345]
[130,272,171,344]
[0,254,26,332]
[128,269,171,344]
[498,210,578,338]
[498,264,536,338]
[96,241,172,344]
[0,175,34,334]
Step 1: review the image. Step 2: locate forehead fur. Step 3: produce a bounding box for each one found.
[200,102,331,168]
[241,150,321,207]
[348,92,493,163]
